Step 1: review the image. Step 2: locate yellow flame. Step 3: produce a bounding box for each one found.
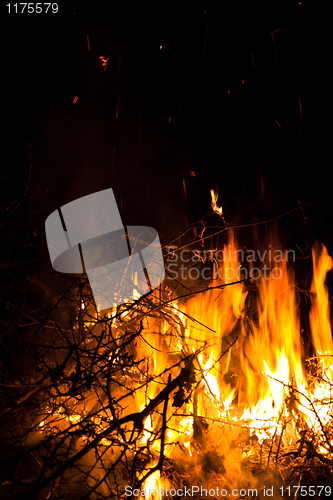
[210,189,223,214]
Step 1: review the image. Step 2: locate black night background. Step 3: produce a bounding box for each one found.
[2,2,333,250]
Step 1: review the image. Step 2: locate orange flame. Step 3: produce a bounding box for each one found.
[35,225,333,493]
[210,189,222,215]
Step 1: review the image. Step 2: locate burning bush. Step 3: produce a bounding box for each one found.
[1,208,333,500]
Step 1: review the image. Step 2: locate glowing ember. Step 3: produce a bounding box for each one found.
[99,55,109,71]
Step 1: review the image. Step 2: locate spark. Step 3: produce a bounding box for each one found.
[275,120,281,128]
[87,35,90,51]
[182,172,187,198]
[72,96,79,104]
[99,56,109,71]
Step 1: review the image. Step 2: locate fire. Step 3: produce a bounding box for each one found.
[210,189,223,215]
[310,242,333,356]
[33,222,333,496]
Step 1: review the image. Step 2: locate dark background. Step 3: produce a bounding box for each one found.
[1,1,333,284]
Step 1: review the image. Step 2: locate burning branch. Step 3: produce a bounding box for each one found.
[2,208,333,499]
[134,374,171,490]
